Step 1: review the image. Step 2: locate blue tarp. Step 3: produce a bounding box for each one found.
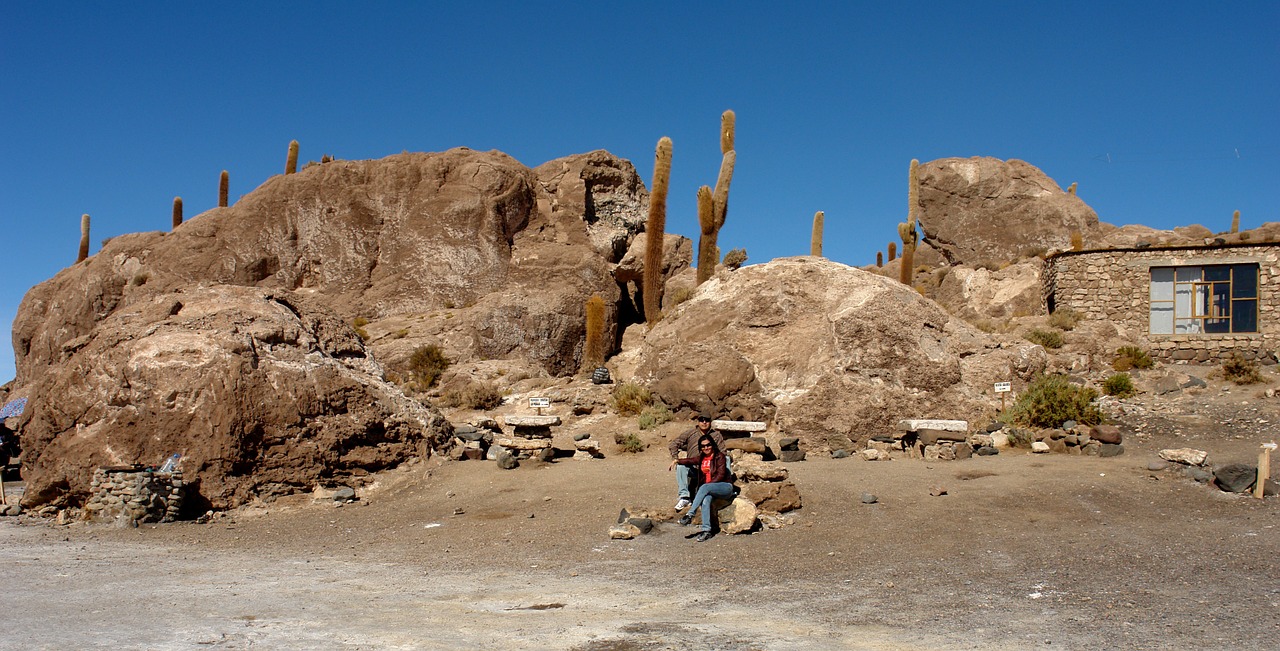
[0,398,27,419]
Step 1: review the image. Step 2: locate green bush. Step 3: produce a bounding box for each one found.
[638,404,674,430]
[1102,373,1136,398]
[611,382,652,416]
[1112,346,1154,371]
[1221,354,1263,385]
[1047,308,1081,331]
[617,432,645,453]
[408,344,451,389]
[1002,374,1102,429]
[1004,428,1034,448]
[1025,328,1064,349]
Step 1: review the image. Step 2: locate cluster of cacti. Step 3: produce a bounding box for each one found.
[172,197,183,230]
[897,159,920,285]
[888,242,897,262]
[696,110,736,286]
[643,137,673,327]
[77,214,90,262]
[1231,210,1240,234]
[286,140,299,175]
[583,294,606,370]
[810,211,824,257]
[219,170,229,207]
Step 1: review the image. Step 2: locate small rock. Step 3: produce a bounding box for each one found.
[1031,441,1051,454]
[860,449,889,461]
[1147,460,1169,472]
[573,432,590,441]
[1090,424,1123,444]
[1098,443,1125,458]
[496,450,518,470]
[1188,467,1213,483]
[976,446,999,456]
[929,486,948,497]
[1214,463,1257,493]
[778,437,800,451]
[1158,448,1209,466]
[609,523,640,540]
[831,449,850,459]
[1062,420,1077,431]
[985,422,1004,433]
[626,517,654,534]
[332,487,356,502]
[860,493,878,504]
[779,450,806,463]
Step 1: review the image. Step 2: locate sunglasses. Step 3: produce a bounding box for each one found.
[699,443,713,448]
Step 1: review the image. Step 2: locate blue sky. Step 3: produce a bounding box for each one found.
[2,2,1277,384]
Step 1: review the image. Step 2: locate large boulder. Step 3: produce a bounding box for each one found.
[617,257,1042,449]
[15,286,450,511]
[934,259,1045,320]
[917,157,1100,265]
[13,148,663,385]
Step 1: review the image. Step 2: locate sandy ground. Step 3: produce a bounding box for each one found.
[2,372,1279,650]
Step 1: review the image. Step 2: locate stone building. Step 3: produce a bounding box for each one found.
[1044,242,1279,363]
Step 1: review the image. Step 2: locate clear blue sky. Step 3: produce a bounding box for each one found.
[2,2,1277,384]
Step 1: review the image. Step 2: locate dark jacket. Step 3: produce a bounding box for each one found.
[669,426,725,459]
[676,450,731,485]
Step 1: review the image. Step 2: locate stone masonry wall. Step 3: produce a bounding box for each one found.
[1046,244,1280,364]
[84,466,184,526]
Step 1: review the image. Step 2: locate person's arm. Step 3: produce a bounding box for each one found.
[668,430,690,458]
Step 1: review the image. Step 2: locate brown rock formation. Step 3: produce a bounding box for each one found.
[917,157,1100,265]
[17,286,449,510]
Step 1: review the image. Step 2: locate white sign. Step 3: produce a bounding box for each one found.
[529,397,550,409]
[994,382,1012,393]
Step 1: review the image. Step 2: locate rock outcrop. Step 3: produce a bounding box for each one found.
[17,286,449,511]
[917,157,1100,265]
[617,257,1046,449]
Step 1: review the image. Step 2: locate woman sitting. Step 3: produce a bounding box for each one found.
[668,435,734,542]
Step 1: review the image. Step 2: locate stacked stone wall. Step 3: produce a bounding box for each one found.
[84,467,184,525]
[1047,244,1280,363]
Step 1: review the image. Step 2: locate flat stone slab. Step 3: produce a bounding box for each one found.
[713,420,767,432]
[897,419,968,433]
[503,415,562,427]
[495,437,553,451]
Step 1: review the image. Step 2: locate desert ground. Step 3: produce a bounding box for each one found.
[2,368,1278,650]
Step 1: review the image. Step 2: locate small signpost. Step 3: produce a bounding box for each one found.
[994,381,1012,411]
[529,397,550,415]
[1256,442,1276,500]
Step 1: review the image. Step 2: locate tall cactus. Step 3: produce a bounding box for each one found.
[1070,230,1083,251]
[172,197,183,229]
[888,242,897,262]
[1067,182,1077,195]
[1231,210,1240,234]
[697,110,736,286]
[876,251,884,267]
[644,136,673,327]
[219,170,229,207]
[898,159,920,285]
[286,140,299,175]
[810,211,824,257]
[77,214,90,263]
[583,294,606,370]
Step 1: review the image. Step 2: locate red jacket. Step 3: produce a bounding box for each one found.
[676,451,731,484]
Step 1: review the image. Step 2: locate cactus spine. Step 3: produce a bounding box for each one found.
[219,170,229,207]
[77,214,90,262]
[897,159,921,285]
[644,136,673,327]
[810,211,824,257]
[697,110,736,286]
[583,294,606,370]
[888,242,897,262]
[1231,210,1240,234]
[172,197,183,230]
[286,140,299,175]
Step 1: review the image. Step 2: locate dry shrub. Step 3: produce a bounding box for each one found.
[1112,346,1154,371]
[722,248,748,270]
[1025,328,1064,349]
[408,344,451,389]
[1047,308,1081,331]
[1221,354,1263,385]
[440,381,503,410]
[612,382,651,416]
[1102,373,1136,398]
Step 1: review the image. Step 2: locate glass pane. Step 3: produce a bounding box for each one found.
[1150,268,1174,301]
[1232,299,1258,333]
[1175,318,1200,334]
[1204,318,1230,333]
[1211,282,1230,318]
[1232,264,1258,299]
[1175,282,1192,318]
[1150,303,1174,334]
[1175,267,1201,282]
[1204,265,1230,282]
[1192,284,1210,317]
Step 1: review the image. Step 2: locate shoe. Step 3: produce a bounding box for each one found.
[678,515,693,526]
[695,531,714,543]
[674,498,691,511]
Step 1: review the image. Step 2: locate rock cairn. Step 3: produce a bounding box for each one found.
[571,432,604,460]
[84,465,183,526]
[449,420,502,462]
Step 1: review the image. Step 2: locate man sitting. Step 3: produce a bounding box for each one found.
[668,414,725,511]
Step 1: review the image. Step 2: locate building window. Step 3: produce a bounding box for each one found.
[1149,264,1258,334]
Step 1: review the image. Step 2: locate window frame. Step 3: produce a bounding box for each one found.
[1149,264,1259,335]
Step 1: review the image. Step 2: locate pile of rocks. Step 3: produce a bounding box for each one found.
[570,433,604,460]
[861,419,1127,460]
[1153,447,1278,496]
[83,465,183,526]
[448,420,502,461]
[777,437,805,462]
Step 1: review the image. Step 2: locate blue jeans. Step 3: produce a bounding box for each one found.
[688,482,735,532]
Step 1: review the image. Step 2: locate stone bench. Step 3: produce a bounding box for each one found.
[712,420,766,435]
[869,419,971,459]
